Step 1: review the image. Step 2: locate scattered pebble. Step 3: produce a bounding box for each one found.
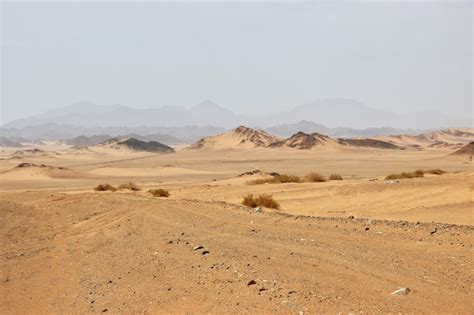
[247,280,257,286]
[391,287,411,295]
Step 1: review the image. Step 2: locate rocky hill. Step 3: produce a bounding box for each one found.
[116,138,174,153]
[452,142,474,156]
[190,126,280,150]
[270,132,334,150]
[337,138,401,150]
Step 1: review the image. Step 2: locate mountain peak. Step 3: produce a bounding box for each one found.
[193,100,222,110]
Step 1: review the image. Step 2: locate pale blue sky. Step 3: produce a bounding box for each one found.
[1,1,472,124]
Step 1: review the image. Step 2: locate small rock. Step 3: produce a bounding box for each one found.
[254,207,262,213]
[365,227,370,231]
[430,228,437,235]
[247,280,257,286]
[391,287,411,295]
[202,250,210,256]
[193,245,204,250]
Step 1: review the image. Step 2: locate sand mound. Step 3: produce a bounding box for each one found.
[189,126,280,150]
[452,142,474,155]
[1,163,78,180]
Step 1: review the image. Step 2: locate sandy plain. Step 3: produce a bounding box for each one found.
[1,143,473,313]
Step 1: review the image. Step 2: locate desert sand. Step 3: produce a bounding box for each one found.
[1,129,473,313]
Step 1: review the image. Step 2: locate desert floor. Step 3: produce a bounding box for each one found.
[1,147,473,313]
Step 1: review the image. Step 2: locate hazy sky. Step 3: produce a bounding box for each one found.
[1,1,472,124]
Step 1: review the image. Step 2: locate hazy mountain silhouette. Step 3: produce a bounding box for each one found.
[2,99,469,132]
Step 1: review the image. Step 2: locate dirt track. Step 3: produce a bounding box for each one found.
[1,192,472,313]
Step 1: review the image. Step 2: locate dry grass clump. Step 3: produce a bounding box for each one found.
[385,170,424,180]
[242,194,280,209]
[149,189,170,197]
[248,172,334,185]
[424,169,446,175]
[304,172,327,182]
[248,174,302,185]
[94,183,117,192]
[118,182,141,191]
[329,174,343,180]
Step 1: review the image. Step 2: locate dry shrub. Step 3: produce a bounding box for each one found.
[424,169,446,175]
[248,172,333,185]
[248,174,301,185]
[242,194,280,209]
[118,182,141,191]
[94,183,117,192]
[242,194,258,208]
[149,188,170,197]
[385,170,424,180]
[275,174,302,183]
[304,172,327,182]
[329,174,343,180]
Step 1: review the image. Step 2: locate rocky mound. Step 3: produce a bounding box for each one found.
[237,169,280,177]
[190,126,280,150]
[13,148,47,156]
[117,138,175,153]
[452,142,474,155]
[14,163,69,170]
[337,138,400,149]
[270,132,333,150]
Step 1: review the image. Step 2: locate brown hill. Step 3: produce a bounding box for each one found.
[452,142,474,156]
[337,138,401,150]
[270,132,334,150]
[93,138,174,153]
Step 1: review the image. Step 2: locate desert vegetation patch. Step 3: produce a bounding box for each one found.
[149,188,170,197]
[94,183,117,192]
[118,182,141,191]
[242,194,280,209]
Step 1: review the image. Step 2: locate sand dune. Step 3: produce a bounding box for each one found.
[1,163,83,180]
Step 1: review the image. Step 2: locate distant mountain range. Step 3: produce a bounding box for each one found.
[0,121,435,144]
[3,99,470,130]
[1,99,470,144]
[0,123,225,144]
